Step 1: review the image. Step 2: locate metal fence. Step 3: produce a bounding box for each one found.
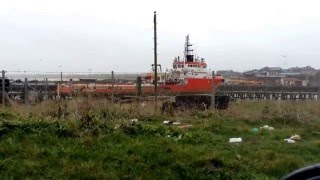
[1,69,320,106]
[1,70,146,106]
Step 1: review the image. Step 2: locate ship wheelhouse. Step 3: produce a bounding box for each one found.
[169,35,210,79]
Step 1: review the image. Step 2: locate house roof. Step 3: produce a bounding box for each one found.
[260,67,282,71]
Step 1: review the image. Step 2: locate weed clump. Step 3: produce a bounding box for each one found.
[43,101,69,119]
[75,99,99,135]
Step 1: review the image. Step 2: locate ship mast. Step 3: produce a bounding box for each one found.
[184,35,194,61]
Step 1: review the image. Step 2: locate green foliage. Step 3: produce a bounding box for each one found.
[0,100,320,179]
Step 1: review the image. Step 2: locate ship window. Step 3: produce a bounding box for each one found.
[173,65,177,68]
[178,65,181,68]
[182,65,184,68]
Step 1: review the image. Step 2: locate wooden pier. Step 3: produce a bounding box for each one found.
[3,81,320,103]
[218,85,320,100]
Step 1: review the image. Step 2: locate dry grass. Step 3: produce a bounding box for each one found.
[1,99,320,179]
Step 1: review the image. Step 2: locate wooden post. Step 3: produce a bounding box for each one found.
[111,71,114,103]
[211,71,216,109]
[136,76,142,97]
[45,78,48,100]
[318,87,320,101]
[34,79,38,103]
[24,78,28,105]
[2,70,5,107]
[57,83,60,100]
[154,11,158,109]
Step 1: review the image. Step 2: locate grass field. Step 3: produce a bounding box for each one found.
[0,99,320,179]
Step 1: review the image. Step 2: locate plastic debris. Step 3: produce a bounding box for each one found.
[229,138,242,143]
[130,118,139,123]
[284,134,301,143]
[284,134,301,144]
[290,134,301,141]
[260,125,274,131]
[163,120,181,125]
[163,120,174,125]
[167,134,182,142]
[236,154,242,160]
[174,134,182,142]
[252,128,259,132]
[284,139,296,143]
[114,124,120,130]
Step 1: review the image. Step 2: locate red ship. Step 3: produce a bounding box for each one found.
[58,35,224,97]
[157,35,224,94]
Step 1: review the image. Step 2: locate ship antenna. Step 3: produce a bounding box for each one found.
[184,35,190,60]
[184,34,194,62]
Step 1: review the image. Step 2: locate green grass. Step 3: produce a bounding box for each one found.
[0,100,320,179]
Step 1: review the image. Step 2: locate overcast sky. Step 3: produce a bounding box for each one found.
[1,0,320,73]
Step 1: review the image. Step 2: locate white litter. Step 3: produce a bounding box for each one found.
[172,122,181,125]
[114,124,120,129]
[229,138,242,143]
[284,139,296,143]
[130,118,139,123]
[260,125,274,131]
[163,120,175,125]
[163,120,172,125]
[290,134,301,141]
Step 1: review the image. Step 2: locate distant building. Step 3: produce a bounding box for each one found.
[224,78,263,86]
[262,77,282,86]
[244,76,281,86]
[240,66,318,86]
[245,66,318,78]
[217,70,242,78]
[280,77,303,87]
[286,66,318,76]
[243,69,259,77]
[258,67,282,76]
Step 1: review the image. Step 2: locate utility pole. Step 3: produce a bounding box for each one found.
[88,69,92,78]
[111,71,114,103]
[60,72,63,82]
[24,78,28,105]
[211,71,216,109]
[34,79,38,103]
[2,70,5,107]
[318,86,320,101]
[45,78,48,100]
[154,11,158,109]
[136,76,142,97]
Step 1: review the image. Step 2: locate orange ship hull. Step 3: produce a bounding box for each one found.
[159,76,223,94]
[58,76,224,96]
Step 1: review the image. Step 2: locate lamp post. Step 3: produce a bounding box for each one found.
[88,69,92,78]
[58,65,63,82]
